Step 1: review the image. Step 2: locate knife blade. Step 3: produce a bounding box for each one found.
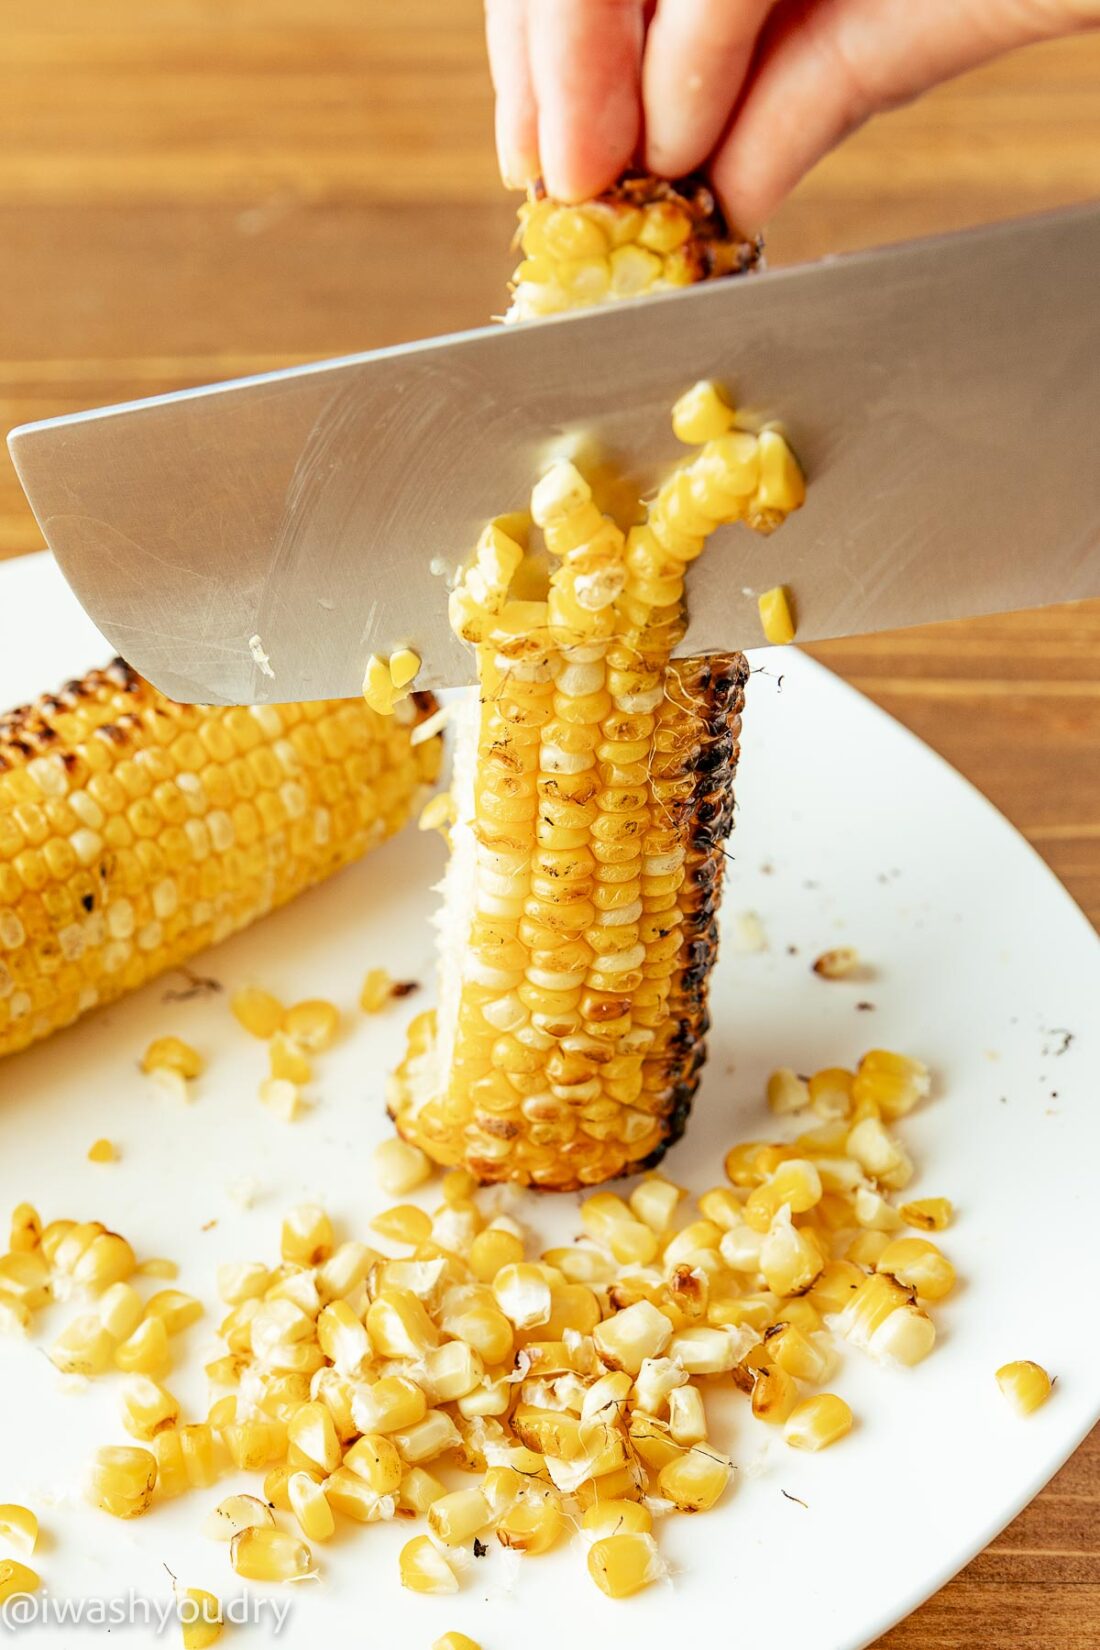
[8,203,1100,706]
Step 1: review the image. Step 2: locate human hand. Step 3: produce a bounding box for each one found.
[485,0,1100,229]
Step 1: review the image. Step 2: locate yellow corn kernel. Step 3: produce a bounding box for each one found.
[587,1532,665,1598]
[231,986,285,1039]
[853,1049,931,1120]
[807,1260,864,1316]
[441,1169,478,1207]
[808,1067,854,1121]
[744,1159,823,1230]
[496,1485,563,1555]
[763,1323,828,1382]
[222,1420,287,1472]
[231,1527,313,1583]
[758,585,795,645]
[467,1226,525,1282]
[594,1300,672,1376]
[288,1473,336,1542]
[344,1433,403,1495]
[996,1360,1053,1416]
[0,1251,50,1311]
[766,1068,810,1116]
[784,1393,853,1451]
[151,1430,188,1498]
[398,1468,447,1516]
[360,968,395,1013]
[178,1588,222,1650]
[391,1409,461,1464]
[119,1375,179,1440]
[73,1231,137,1292]
[400,1534,459,1594]
[835,1274,936,1366]
[282,998,340,1053]
[87,1138,118,1164]
[433,1636,482,1650]
[812,947,861,979]
[141,1036,204,1079]
[9,1204,42,1254]
[389,648,421,690]
[759,1217,824,1298]
[178,1423,222,1489]
[667,1384,707,1446]
[51,1313,115,1376]
[491,1262,552,1329]
[259,1076,305,1121]
[671,381,736,446]
[321,1467,391,1523]
[138,1257,180,1281]
[626,1177,681,1235]
[374,1137,432,1196]
[419,1341,484,1403]
[204,1498,277,1544]
[581,1499,653,1540]
[145,1290,203,1335]
[846,1229,891,1269]
[372,1204,433,1246]
[95,1285,142,1349]
[847,1116,913,1189]
[0,1505,38,1555]
[86,1445,157,1518]
[656,1444,731,1512]
[351,1375,427,1436]
[0,1560,40,1603]
[900,1197,953,1232]
[268,1032,311,1085]
[280,1204,334,1268]
[428,1488,492,1545]
[751,1365,799,1425]
[315,1300,371,1378]
[876,1237,956,1301]
[366,1288,439,1359]
[287,1403,342,1475]
[216,1261,270,1305]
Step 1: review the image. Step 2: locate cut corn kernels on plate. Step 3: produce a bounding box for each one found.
[1,555,1099,1649]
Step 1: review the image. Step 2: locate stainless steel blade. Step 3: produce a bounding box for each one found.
[8,203,1100,705]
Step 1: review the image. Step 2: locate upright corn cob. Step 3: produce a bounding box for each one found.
[0,661,442,1058]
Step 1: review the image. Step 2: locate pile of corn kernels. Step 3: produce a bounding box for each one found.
[0,1004,1055,1648]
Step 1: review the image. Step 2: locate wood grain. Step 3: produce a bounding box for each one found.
[0,2,1096,1639]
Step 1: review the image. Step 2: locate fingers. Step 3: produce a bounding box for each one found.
[712,0,1097,231]
[528,0,646,200]
[485,0,540,187]
[642,0,775,178]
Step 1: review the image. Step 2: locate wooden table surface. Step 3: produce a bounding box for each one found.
[0,1,1096,1639]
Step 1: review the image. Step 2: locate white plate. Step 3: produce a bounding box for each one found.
[1,552,1097,1650]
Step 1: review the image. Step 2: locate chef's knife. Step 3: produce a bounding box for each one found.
[7,202,1100,706]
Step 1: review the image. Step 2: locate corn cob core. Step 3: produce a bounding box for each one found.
[389,380,802,1188]
[508,172,760,323]
[0,662,442,1058]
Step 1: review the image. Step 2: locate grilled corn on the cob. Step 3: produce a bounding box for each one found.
[0,662,442,1058]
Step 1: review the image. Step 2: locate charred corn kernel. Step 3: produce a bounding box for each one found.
[322,1467,394,1523]
[877,1237,956,1301]
[900,1197,953,1232]
[0,1560,40,1603]
[375,1138,432,1196]
[835,1273,936,1366]
[281,1204,334,1267]
[352,1375,427,1435]
[496,1485,563,1555]
[672,381,736,445]
[594,1301,672,1375]
[372,1204,433,1246]
[847,1116,913,1189]
[587,1531,664,1598]
[400,1534,458,1595]
[667,1383,707,1445]
[428,1488,492,1545]
[392,1409,461,1463]
[259,1076,304,1121]
[433,1636,482,1650]
[282,998,340,1053]
[808,1068,854,1121]
[996,1360,1053,1416]
[0,1505,37,1554]
[287,1403,342,1475]
[657,1443,731,1512]
[141,1035,204,1079]
[492,1262,552,1329]
[808,1260,864,1316]
[767,1068,810,1115]
[751,1365,799,1424]
[288,1472,335,1542]
[119,1375,179,1440]
[51,1313,115,1375]
[231,986,284,1039]
[9,1205,42,1254]
[813,947,861,979]
[0,1251,50,1310]
[145,1290,203,1335]
[398,1467,447,1516]
[344,1433,403,1495]
[87,1138,118,1163]
[467,1226,525,1282]
[758,585,795,644]
[231,1526,313,1583]
[784,1393,853,1451]
[367,1289,439,1358]
[178,1588,222,1650]
[744,1159,822,1229]
[268,1032,311,1085]
[86,1445,157,1518]
[853,1050,931,1120]
[764,1323,828,1382]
